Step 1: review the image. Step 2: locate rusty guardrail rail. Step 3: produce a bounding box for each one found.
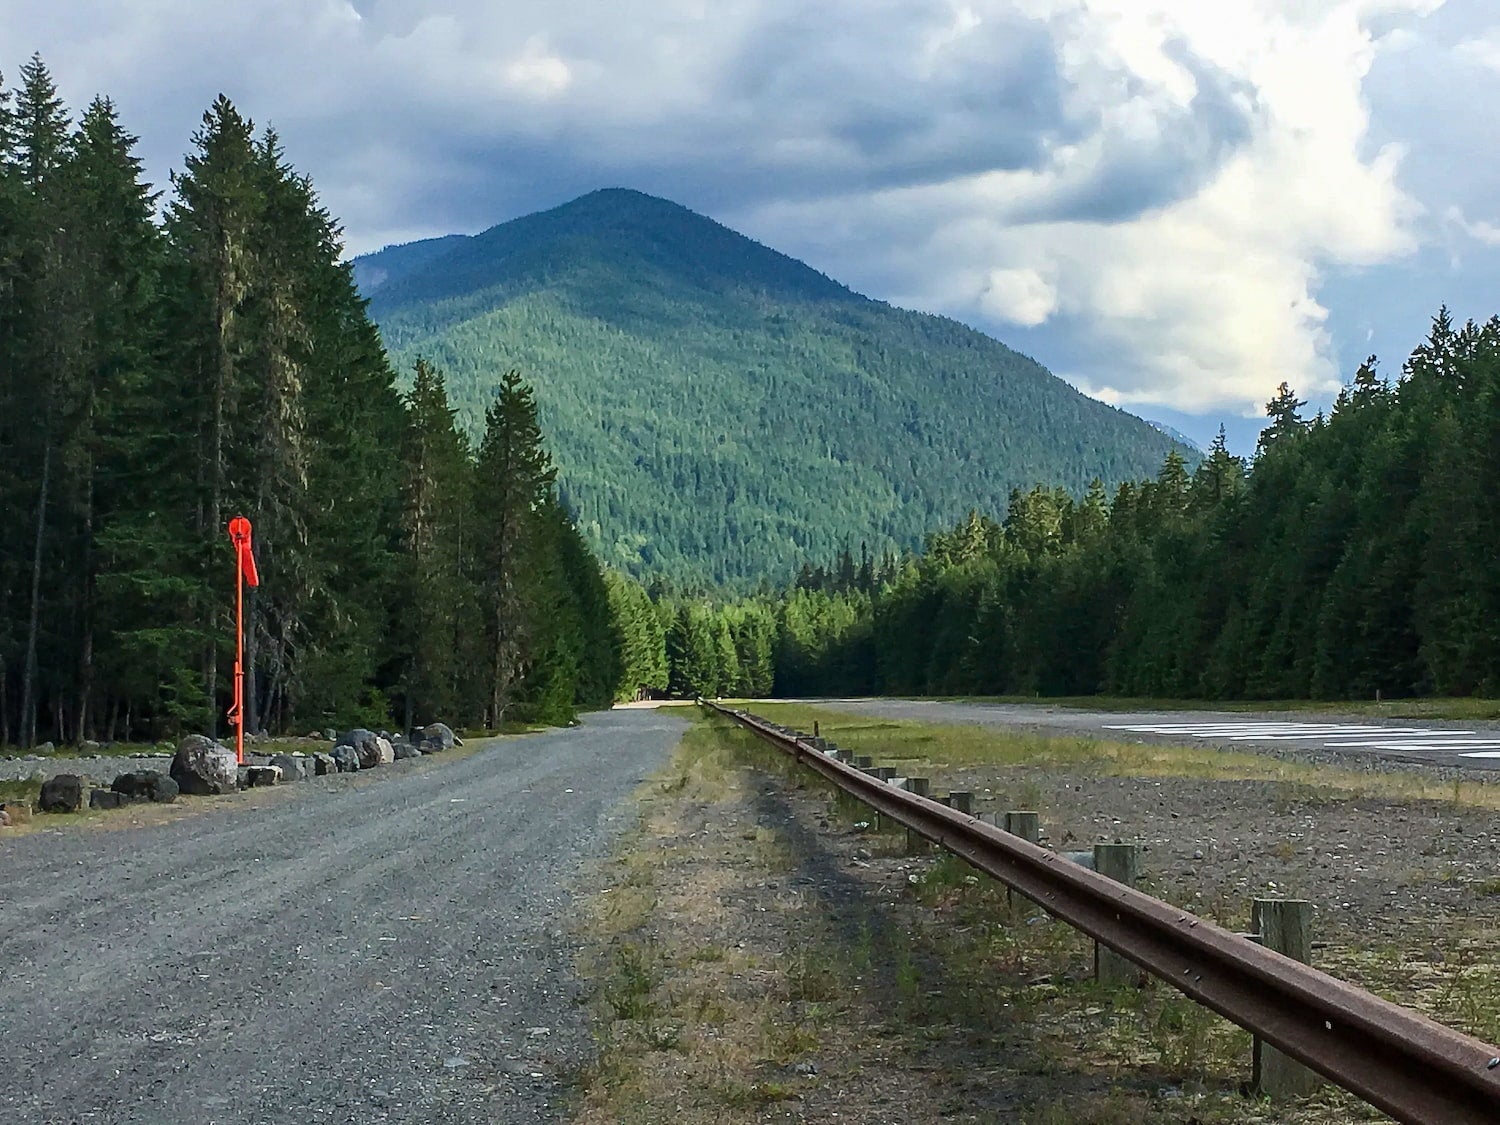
[704,700,1500,1125]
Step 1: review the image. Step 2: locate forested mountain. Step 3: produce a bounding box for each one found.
[356,189,1189,585]
[650,314,1500,703]
[0,58,624,746]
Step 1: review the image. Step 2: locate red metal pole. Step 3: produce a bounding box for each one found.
[234,557,244,765]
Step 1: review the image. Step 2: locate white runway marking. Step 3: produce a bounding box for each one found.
[1103,720,1500,756]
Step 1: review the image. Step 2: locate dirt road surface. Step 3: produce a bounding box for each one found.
[0,708,685,1125]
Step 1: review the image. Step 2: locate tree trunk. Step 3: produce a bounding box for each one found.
[19,437,51,748]
[77,460,96,739]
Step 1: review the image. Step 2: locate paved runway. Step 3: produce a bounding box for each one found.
[807,700,1500,771]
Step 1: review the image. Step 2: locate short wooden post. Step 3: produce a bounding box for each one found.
[1252,899,1321,1098]
[813,720,820,738]
[906,778,932,853]
[1003,810,1039,843]
[949,791,973,815]
[854,755,873,770]
[1093,843,1142,987]
[1003,811,1040,909]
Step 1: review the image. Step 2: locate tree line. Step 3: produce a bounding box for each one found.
[653,312,1500,704]
[0,57,627,745]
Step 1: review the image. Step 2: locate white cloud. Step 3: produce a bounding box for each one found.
[0,0,1465,416]
[504,36,573,99]
[981,267,1057,326]
[1445,205,1500,247]
[1456,30,1500,70]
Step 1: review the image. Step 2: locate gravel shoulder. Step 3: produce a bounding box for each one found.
[0,707,685,1125]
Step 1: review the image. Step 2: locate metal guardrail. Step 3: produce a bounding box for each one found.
[705,701,1500,1125]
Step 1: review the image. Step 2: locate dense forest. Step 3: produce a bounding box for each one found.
[357,189,1190,585]
[8,56,1496,750]
[651,314,1500,703]
[0,58,627,746]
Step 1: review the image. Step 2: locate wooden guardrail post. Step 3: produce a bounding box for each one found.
[1252,899,1321,1099]
[1093,843,1142,987]
[906,778,932,852]
[949,791,973,815]
[1003,811,1040,909]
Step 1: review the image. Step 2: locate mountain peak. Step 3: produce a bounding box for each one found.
[360,188,854,315]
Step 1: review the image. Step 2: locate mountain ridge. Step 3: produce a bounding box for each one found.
[355,188,1190,584]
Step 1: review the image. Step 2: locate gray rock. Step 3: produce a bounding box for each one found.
[39,774,84,813]
[80,740,101,754]
[392,741,423,761]
[420,723,459,751]
[323,727,337,741]
[337,728,380,768]
[370,737,395,768]
[112,771,179,804]
[243,765,281,787]
[329,744,361,773]
[270,754,312,782]
[170,735,238,796]
[89,789,124,810]
[34,740,55,756]
[312,752,339,776]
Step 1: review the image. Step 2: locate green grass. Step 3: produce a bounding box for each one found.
[0,777,42,805]
[738,702,1500,810]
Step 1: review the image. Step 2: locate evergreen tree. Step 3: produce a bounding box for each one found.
[473,369,555,723]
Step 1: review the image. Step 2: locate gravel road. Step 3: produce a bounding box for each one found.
[0,707,685,1125]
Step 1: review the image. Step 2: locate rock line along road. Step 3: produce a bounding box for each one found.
[0,707,686,1125]
[800,699,1500,771]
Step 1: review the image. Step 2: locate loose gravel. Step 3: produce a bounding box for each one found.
[0,708,685,1125]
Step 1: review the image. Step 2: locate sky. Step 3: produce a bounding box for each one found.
[6,0,1499,453]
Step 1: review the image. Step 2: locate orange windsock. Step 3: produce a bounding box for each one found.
[228,516,259,587]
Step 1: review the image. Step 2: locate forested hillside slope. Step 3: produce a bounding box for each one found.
[357,189,1189,584]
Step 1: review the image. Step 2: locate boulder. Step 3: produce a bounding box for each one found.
[33,740,55,755]
[393,741,423,761]
[270,754,312,782]
[112,771,179,804]
[39,774,84,813]
[89,789,124,810]
[80,739,101,754]
[371,737,395,767]
[336,728,379,768]
[420,723,459,751]
[170,735,238,796]
[323,727,337,741]
[329,744,361,773]
[0,806,10,827]
[312,752,339,776]
[242,765,281,787]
